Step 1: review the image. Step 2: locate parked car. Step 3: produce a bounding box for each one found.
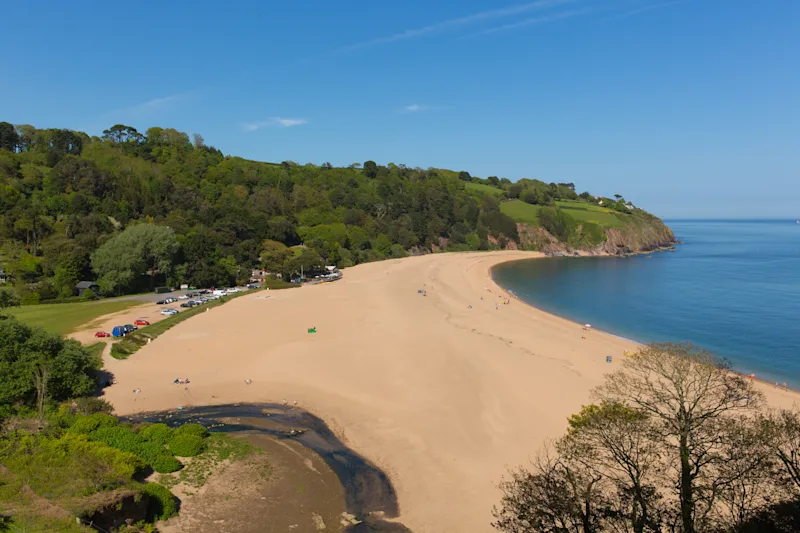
[123,324,137,334]
[198,289,211,294]
[156,299,168,305]
[95,331,111,338]
[161,309,179,316]
[111,326,126,337]
[134,319,150,326]
[226,287,241,294]
[180,302,193,308]
[178,295,189,300]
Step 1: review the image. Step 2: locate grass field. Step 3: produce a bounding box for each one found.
[500,198,626,229]
[556,200,624,228]
[465,181,505,197]
[8,299,142,335]
[500,199,542,225]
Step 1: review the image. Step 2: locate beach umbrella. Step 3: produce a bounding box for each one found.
[584,324,592,328]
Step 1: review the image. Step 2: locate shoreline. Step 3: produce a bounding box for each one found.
[100,251,798,532]
[486,253,800,397]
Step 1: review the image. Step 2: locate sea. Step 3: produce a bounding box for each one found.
[492,220,800,388]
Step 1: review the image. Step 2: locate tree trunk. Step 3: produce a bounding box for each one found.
[680,434,694,533]
[32,363,50,425]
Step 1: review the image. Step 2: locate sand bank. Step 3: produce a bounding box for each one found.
[102,251,798,532]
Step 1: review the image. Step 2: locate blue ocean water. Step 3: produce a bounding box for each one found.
[492,220,800,387]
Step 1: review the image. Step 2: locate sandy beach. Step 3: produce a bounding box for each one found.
[101,251,798,532]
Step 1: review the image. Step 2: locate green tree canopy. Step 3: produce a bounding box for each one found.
[91,223,178,294]
[0,317,100,416]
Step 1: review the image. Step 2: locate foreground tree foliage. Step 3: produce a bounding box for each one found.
[493,343,800,533]
[0,316,100,419]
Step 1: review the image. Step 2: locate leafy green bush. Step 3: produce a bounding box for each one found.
[1,433,145,498]
[579,221,606,246]
[89,425,145,452]
[141,482,178,521]
[69,413,119,434]
[176,423,208,439]
[168,434,205,457]
[20,292,41,305]
[538,206,577,242]
[146,452,182,474]
[139,423,175,445]
[89,424,181,473]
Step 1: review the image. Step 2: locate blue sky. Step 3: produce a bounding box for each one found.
[1,0,797,218]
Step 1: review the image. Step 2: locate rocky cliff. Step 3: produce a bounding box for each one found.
[517,212,676,256]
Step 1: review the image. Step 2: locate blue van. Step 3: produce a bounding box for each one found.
[111,325,126,337]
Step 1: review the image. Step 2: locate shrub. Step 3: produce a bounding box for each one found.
[133,441,181,474]
[90,426,145,452]
[175,423,208,439]
[140,482,178,521]
[71,397,114,415]
[139,423,175,445]
[146,451,182,474]
[88,425,181,473]
[2,433,146,498]
[168,434,205,457]
[20,292,41,305]
[70,413,119,434]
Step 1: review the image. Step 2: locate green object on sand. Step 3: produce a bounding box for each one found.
[308,327,316,334]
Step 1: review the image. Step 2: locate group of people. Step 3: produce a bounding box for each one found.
[173,377,190,385]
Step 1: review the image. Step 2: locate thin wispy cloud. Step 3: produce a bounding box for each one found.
[332,0,576,53]
[464,7,595,38]
[103,93,187,118]
[403,104,426,113]
[601,0,691,22]
[243,117,308,131]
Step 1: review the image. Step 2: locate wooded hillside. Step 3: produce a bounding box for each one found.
[0,122,669,299]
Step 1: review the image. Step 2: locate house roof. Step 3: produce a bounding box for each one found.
[76,281,99,289]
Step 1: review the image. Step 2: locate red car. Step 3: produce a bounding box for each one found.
[95,331,111,338]
[133,319,150,327]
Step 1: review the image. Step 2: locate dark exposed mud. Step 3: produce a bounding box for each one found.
[128,403,411,532]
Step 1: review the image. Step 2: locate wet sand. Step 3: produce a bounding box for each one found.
[102,251,799,532]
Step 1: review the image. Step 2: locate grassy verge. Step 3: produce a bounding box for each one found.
[9,299,142,335]
[500,199,542,225]
[556,199,624,228]
[465,181,505,197]
[110,280,296,360]
[85,342,105,360]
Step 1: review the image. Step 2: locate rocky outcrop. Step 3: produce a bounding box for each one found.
[597,215,676,255]
[516,225,565,254]
[515,214,676,257]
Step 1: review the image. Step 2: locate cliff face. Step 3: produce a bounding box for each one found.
[598,215,676,255]
[516,213,676,256]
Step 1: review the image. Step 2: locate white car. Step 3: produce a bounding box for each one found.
[160,309,179,316]
[178,295,189,300]
[226,288,241,294]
